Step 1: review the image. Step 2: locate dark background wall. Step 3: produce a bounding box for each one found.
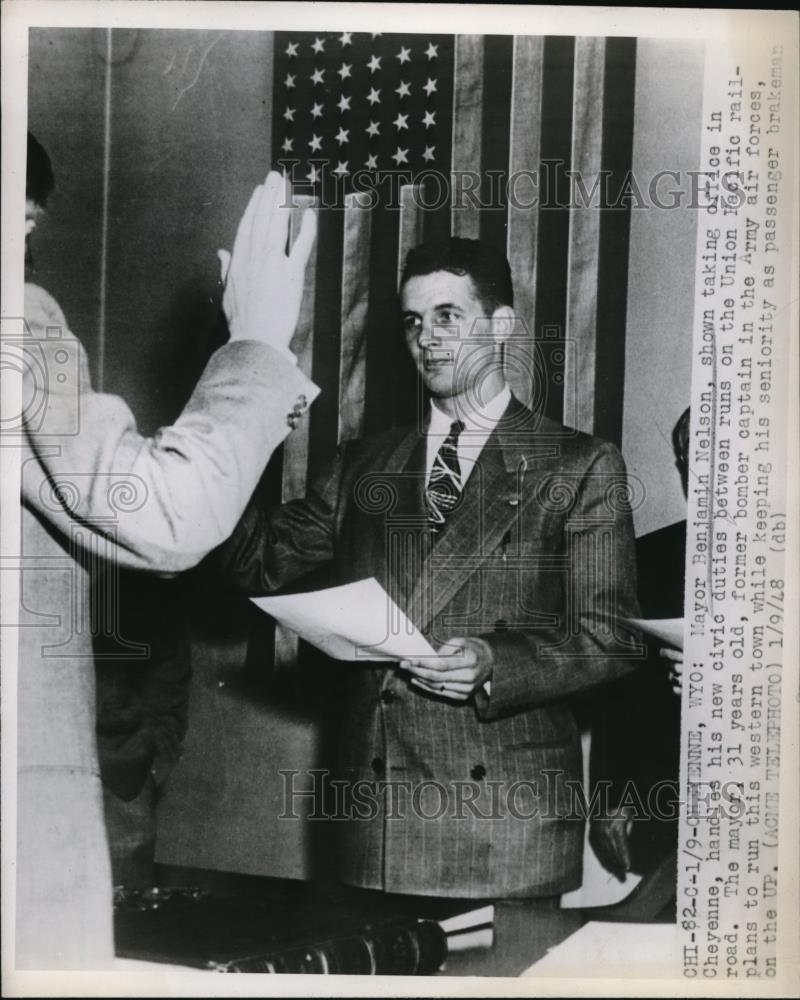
[28,27,273,430]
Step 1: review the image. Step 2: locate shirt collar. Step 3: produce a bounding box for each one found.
[428,384,512,436]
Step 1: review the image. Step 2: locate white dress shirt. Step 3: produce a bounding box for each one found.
[424,384,512,487]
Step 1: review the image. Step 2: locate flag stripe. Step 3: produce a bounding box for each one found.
[534,35,576,424]
[564,37,606,435]
[506,34,544,406]
[309,206,346,467]
[451,34,484,239]
[479,35,514,252]
[398,183,425,286]
[593,37,637,446]
[338,191,372,442]
[364,203,404,433]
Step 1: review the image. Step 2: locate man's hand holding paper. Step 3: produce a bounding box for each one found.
[399,638,494,702]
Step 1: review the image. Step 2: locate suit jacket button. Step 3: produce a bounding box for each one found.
[371,756,385,775]
[494,619,508,631]
[380,690,395,705]
[470,764,486,781]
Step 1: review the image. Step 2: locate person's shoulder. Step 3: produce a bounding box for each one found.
[514,403,623,469]
[24,282,69,332]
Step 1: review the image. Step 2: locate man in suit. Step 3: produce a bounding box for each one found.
[220,237,640,900]
[14,134,317,968]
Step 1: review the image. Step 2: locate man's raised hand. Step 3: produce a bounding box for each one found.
[219,172,316,354]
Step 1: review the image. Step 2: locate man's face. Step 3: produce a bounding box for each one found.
[400,270,505,403]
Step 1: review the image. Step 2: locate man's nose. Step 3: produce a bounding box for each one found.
[419,322,453,349]
[418,324,437,349]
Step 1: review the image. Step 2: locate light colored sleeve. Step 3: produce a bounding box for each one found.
[20,283,318,573]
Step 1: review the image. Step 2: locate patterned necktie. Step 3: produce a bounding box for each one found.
[425,419,465,527]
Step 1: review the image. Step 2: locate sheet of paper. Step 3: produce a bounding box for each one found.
[623,617,684,651]
[521,921,679,978]
[251,577,438,662]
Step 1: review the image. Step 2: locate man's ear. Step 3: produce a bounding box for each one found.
[490,305,515,344]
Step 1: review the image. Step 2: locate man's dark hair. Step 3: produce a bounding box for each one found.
[400,237,514,314]
[27,132,55,208]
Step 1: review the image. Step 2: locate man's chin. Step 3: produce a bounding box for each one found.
[420,367,456,396]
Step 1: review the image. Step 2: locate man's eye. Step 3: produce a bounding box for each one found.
[403,316,422,334]
[438,311,459,324]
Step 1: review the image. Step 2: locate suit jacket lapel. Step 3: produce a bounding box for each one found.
[408,397,560,634]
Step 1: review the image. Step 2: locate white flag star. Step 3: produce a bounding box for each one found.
[283,107,296,122]
[365,153,378,170]
[337,94,352,113]
[422,145,436,162]
[285,41,299,58]
[281,137,294,153]
[422,110,436,128]
[306,165,319,184]
[393,112,408,131]
[395,81,411,98]
[367,54,381,73]
[311,37,325,54]
[392,146,409,165]
[310,102,324,119]
[308,134,322,152]
[284,73,296,89]
[310,68,325,85]
[335,127,350,146]
[339,32,352,46]
[423,77,438,96]
[366,87,381,105]
[396,46,411,64]
[366,120,380,137]
[338,63,352,81]
[425,42,438,60]
[333,160,349,177]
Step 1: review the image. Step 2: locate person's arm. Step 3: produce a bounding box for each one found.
[214,450,344,595]
[21,173,318,573]
[402,442,641,715]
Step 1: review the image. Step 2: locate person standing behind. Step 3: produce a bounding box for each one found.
[14,133,317,969]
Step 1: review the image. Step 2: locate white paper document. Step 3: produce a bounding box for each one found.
[623,617,684,651]
[251,578,438,662]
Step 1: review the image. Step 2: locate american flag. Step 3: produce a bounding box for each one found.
[264,31,637,671]
[273,31,455,196]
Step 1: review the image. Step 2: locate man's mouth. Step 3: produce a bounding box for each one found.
[423,349,454,368]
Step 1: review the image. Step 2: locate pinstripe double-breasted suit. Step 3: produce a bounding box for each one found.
[221,395,640,898]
